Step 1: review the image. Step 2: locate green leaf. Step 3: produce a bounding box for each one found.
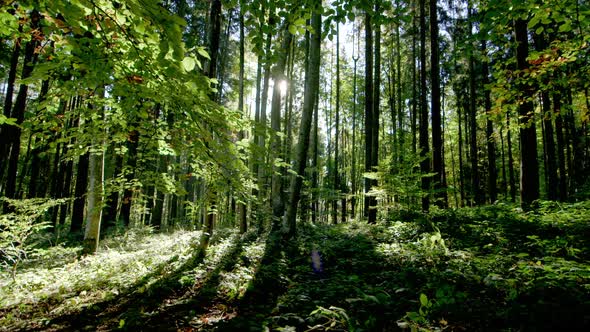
[0,115,17,127]
[419,293,428,306]
[197,47,210,60]
[182,57,196,72]
[558,22,572,33]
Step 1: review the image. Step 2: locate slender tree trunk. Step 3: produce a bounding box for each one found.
[541,92,558,200]
[258,33,272,192]
[3,11,40,205]
[430,0,445,207]
[286,2,321,237]
[419,0,430,211]
[351,37,359,219]
[334,23,341,224]
[370,3,381,223]
[199,0,222,254]
[514,18,539,209]
[467,5,481,205]
[482,42,497,203]
[0,28,21,188]
[71,152,89,233]
[364,10,375,220]
[83,145,104,254]
[506,112,517,202]
[238,3,247,234]
[554,94,568,201]
[120,128,138,226]
[269,26,292,228]
[500,126,508,198]
[27,79,50,198]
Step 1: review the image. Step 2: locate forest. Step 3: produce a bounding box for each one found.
[0,0,589,330]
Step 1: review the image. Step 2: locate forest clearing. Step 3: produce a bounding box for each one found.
[1,0,589,330]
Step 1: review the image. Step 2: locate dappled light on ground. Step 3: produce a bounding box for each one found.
[1,202,590,331]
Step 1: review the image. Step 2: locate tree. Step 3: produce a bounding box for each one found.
[514,18,540,209]
[419,0,430,211]
[286,1,321,237]
[430,0,446,207]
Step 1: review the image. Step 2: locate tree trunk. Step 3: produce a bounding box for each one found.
[337,23,346,224]
[269,26,292,228]
[506,112,517,202]
[370,4,381,223]
[482,42,497,203]
[419,0,430,211]
[120,128,139,226]
[514,18,540,209]
[285,2,321,237]
[364,10,375,220]
[351,32,359,219]
[0,27,21,188]
[554,94,568,201]
[71,152,89,233]
[430,0,446,207]
[199,0,222,255]
[3,11,40,204]
[83,147,104,254]
[238,3,247,234]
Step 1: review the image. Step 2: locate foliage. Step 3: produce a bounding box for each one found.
[0,198,67,280]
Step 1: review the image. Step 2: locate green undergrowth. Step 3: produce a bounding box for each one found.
[0,225,203,330]
[260,201,590,331]
[1,200,589,331]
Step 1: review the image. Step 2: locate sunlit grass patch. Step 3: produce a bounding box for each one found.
[217,239,266,300]
[0,228,201,327]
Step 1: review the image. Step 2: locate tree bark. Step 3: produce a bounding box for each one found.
[419,0,430,211]
[514,18,540,209]
[238,3,247,234]
[430,0,446,207]
[364,10,375,220]
[269,26,292,228]
[482,42,497,203]
[285,2,321,237]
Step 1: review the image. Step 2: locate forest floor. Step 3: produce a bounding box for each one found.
[1,201,590,331]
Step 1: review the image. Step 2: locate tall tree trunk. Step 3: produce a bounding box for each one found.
[411,2,418,155]
[554,94,568,201]
[3,11,40,205]
[430,0,446,207]
[120,127,139,226]
[500,126,508,198]
[514,18,539,209]
[269,26,292,228]
[258,33,272,192]
[396,21,404,164]
[199,0,222,254]
[0,27,21,188]
[286,2,321,237]
[71,152,89,233]
[541,92,557,200]
[482,42,497,203]
[351,30,359,219]
[364,10,375,220]
[370,3,381,223]
[419,0,430,211]
[467,4,481,205]
[28,79,50,198]
[506,112,517,202]
[238,3,247,234]
[83,145,104,254]
[334,22,341,224]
